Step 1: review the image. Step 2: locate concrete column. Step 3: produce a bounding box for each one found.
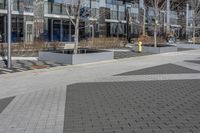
[7,0,12,68]
[44,0,48,14]
[69,21,71,42]
[51,19,53,41]
[167,0,170,33]
[60,19,63,42]
[117,1,119,38]
[186,3,189,39]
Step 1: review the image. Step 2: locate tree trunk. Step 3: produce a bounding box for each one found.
[142,8,146,36]
[193,27,196,45]
[74,10,80,54]
[154,25,157,47]
[74,22,79,54]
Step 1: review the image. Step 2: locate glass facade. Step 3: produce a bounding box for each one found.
[0,0,5,9]
[44,0,134,42]
[0,0,189,43]
[0,0,34,43]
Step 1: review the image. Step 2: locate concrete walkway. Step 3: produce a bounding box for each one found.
[0,49,200,133]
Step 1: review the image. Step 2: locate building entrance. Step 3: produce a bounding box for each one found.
[25,22,34,42]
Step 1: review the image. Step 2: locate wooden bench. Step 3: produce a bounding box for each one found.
[59,43,86,54]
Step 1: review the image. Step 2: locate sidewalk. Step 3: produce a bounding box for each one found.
[0,49,200,133]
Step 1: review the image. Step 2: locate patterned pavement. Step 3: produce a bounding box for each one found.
[185,60,200,65]
[64,80,200,133]
[113,47,193,59]
[0,97,15,114]
[114,51,153,59]
[116,63,200,76]
[0,49,200,133]
[0,88,65,133]
[63,58,200,132]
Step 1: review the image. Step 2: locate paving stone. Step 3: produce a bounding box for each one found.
[114,51,153,59]
[64,80,200,133]
[185,60,200,65]
[116,63,200,76]
[0,96,15,114]
[0,88,65,133]
[177,48,194,51]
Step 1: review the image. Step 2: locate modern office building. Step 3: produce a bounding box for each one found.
[42,0,141,42]
[41,0,190,42]
[0,0,198,43]
[0,0,34,43]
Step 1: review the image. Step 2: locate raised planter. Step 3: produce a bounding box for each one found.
[39,49,114,65]
[132,44,177,54]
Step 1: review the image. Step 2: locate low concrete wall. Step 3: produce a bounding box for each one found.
[132,45,177,54]
[39,51,73,64]
[39,51,114,65]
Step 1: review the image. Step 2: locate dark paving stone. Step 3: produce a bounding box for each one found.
[64,80,200,133]
[0,96,15,114]
[185,60,200,65]
[116,63,200,76]
[114,51,153,59]
[177,48,194,51]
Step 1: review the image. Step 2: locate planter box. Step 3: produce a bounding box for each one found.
[39,51,114,65]
[132,45,177,54]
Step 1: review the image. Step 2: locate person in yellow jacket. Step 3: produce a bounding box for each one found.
[138,40,142,53]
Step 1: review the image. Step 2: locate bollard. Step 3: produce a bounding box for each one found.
[138,41,142,53]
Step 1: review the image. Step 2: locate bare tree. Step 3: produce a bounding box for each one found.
[148,0,166,47]
[63,0,117,53]
[63,0,111,53]
[63,0,83,54]
[34,0,44,40]
[190,0,200,44]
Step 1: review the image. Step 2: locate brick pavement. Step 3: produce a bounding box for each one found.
[0,50,199,133]
[114,51,153,59]
[0,88,65,133]
[185,60,200,65]
[0,97,15,114]
[116,63,200,76]
[64,80,200,133]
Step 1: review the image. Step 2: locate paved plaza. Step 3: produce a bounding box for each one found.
[0,49,200,133]
[0,50,152,75]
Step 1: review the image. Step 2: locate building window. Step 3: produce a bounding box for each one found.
[0,0,5,9]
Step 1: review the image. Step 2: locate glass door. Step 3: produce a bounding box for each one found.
[25,21,34,42]
[53,20,61,41]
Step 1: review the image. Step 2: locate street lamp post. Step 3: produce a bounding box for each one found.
[7,0,12,69]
